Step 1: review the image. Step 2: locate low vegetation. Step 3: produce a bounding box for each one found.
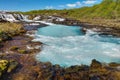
[0,23,25,42]
[23,0,120,20]
[22,0,120,28]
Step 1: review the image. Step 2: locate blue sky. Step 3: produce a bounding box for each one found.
[0,0,102,11]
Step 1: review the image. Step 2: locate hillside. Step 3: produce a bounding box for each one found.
[24,0,120,20]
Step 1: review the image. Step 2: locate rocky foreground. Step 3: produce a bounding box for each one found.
[0,22,120,80]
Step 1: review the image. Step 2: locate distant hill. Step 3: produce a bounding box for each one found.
[24,0,120,20]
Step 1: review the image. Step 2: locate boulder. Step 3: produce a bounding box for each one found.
[0,60,9,77]
[0,59,18,79]
[7,60,18,73]
[90,59,102,70]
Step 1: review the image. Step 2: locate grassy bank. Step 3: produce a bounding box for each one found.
[79,19,120,28]
[23,0,120,19]
[21,0,120,28]
[0,23,25,42]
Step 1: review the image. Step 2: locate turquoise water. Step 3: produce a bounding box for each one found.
[34,25,120,67]
[37,25,83,37]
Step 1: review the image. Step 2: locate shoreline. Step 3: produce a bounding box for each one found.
[52,18,120,37]
[0,22,120,80]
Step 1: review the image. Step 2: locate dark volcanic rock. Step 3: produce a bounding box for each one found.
[90,59,102,69]
[81,23,120,37]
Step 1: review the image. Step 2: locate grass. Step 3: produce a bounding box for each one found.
[79,19,120,28]
[0,23,25,42]
[0,23,23,34]
[22,0,120,28]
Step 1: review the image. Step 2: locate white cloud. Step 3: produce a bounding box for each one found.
[45,6,53,9]
[66,4,76,8]
[76,1,81,6]
[83,0,97,5]
[66,1,81,8]
[58,0,98,9]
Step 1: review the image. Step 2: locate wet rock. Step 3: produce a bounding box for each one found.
[0,32,12,41]
[109,62,120,68]
[81,23,120,37]
[90,59,102,70]
[0,43,3,48]
[90,75,100,80]
[65,65,89,73]
[18,49,28,54]
[9,46,19,51]
[7,60,18,73]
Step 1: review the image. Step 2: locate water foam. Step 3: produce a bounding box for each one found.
[34,25,120,67]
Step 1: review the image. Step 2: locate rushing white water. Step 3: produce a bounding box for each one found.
[0,14,17,22]
[35,21,55,25]
[34,25,120,67]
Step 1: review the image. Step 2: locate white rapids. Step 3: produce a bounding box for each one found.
[33,25,120,67]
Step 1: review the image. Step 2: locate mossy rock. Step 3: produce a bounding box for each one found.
[18,49,28,54]
[9,46,19,51]
[0,60,8,71]
[0,60,9,77]
[7,60,18,73]
[109,62,120,68]
[0,32,12,41]
[90,59,102,70]
[65,65,88,73]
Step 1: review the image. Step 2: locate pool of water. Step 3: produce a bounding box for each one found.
[34,25,120,67]
[37,25,83,37]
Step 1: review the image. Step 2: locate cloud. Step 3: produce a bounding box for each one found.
[83,0,97,5]
[45,6,53,9]
[66,1,81,8]
[76,1,81,6]
[58,0,99,9]
[66,4,76,8]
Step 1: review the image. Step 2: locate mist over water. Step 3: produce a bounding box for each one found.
[34,25,120,67]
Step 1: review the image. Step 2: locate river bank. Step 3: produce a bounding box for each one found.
[0,21,120,80]
[0,23,44,80]
[51,18,120,37]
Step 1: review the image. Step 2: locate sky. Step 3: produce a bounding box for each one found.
[0,0,102,11]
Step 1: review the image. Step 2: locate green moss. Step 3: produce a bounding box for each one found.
[0,60,9,78]
[0,60,8,71]
[9,46,19,51]
[18,49,28,54]
[7,60,18,73]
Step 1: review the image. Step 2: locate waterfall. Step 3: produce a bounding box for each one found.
[0,12,33,22]
[0,13,17,22]
[17,14,32,22]
[0,14,2,19]
[13,14,24,20]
